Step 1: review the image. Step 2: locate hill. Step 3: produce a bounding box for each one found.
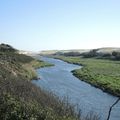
[0,43,17,52]
[40,49,90,56]
[96,47,120,54]
[40,47,120,56]
[40,47,120,61]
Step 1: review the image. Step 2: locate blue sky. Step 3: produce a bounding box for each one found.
[0,0,120,51]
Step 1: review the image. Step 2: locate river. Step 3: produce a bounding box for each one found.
[32,56,120,120]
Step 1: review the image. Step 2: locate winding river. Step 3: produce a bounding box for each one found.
[32,56,120,120]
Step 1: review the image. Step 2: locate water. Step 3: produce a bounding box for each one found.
[32,56,120,120]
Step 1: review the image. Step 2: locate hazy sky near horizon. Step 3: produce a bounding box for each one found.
[0,0,120,51]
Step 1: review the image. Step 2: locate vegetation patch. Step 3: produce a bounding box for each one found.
[0,44,99,120]
[55,56,120,97]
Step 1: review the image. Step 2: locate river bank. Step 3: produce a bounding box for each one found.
[0,45,83,120]
[33,56,120,120]
[53,56,120,97]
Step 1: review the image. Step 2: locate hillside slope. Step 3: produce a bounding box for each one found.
[0,44,87,120]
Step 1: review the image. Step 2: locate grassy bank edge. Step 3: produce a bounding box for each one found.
[0,53,82,120]
[53,56,120,97]
[23,58,53,80]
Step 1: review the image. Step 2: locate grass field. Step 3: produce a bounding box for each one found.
[55,56,120,97]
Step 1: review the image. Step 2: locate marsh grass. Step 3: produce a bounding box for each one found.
[55,56,120,97]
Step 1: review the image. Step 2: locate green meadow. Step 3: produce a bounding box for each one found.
[55,56,120,97]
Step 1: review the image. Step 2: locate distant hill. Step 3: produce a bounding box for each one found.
[40,47,120,56]
[0,43,17,52]
[40,49,90,55]
[96,47,120,54]
[19,50,38,55]
[40,47,120,60]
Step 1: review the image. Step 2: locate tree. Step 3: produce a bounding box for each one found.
[112,51,120,60]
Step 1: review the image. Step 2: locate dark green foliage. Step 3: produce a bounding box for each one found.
[0,79,80,120]
[112,51,118,56]
[0,52,34,63]
[0,43,17,52]
[112,51,120,60]
[53,51,64,56]
[81,49,120,61]
[63,52,81,56]
[82,49,98,58]
[101,53,112,58]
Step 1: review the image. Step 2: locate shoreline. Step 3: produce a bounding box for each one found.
[53,56,120,97]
